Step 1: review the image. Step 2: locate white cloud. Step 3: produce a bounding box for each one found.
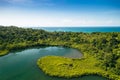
[0,9,120,27]
[2,0,55,6]
[4,0,29,3]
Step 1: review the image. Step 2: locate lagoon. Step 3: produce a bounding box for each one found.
[0,47,107,80]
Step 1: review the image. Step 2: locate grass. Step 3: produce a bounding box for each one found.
[37,55,99,77]
[0,50,9,56]
[37,54,120,80]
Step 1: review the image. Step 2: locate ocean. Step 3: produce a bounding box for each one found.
[32,27,120,32]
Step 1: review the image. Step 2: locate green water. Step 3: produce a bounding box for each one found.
[0,47,107,80]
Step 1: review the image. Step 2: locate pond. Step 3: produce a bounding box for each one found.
[0,46,107,80]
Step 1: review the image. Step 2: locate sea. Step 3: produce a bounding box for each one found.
[31,27,120,32]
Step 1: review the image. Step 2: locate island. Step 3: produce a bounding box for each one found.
[0,26,120,80]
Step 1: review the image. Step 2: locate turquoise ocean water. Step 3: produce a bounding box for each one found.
[32,27,120,32]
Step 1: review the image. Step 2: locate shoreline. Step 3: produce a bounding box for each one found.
[0,42,120,80]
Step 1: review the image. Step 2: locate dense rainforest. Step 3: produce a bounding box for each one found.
[0,26,120,80]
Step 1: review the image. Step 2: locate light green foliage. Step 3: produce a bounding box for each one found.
[37,55,100,77]
[37,55,120,80]
[0,50,9,56]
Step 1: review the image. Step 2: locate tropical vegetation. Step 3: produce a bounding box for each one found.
[0,26,120,80]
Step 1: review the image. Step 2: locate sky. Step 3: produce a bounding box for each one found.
[0,0,120,27]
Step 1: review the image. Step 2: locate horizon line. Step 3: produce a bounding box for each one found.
[1,25,120,28]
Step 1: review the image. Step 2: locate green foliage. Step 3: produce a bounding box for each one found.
[0,50,9,56]
[37,55,102,78]
[0,26,120,80]
[37,55,120,80]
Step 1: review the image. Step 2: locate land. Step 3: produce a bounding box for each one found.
[37,54,120,80]
[37,55,107,78]
[0,26,120,80]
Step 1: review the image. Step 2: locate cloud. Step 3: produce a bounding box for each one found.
[0,6,120,27]
[2,0,55,6]
[4,0,29,3]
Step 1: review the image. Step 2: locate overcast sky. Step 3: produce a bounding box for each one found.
[0,0,120,27]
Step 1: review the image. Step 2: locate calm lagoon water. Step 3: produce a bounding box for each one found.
[0,47,107,80]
